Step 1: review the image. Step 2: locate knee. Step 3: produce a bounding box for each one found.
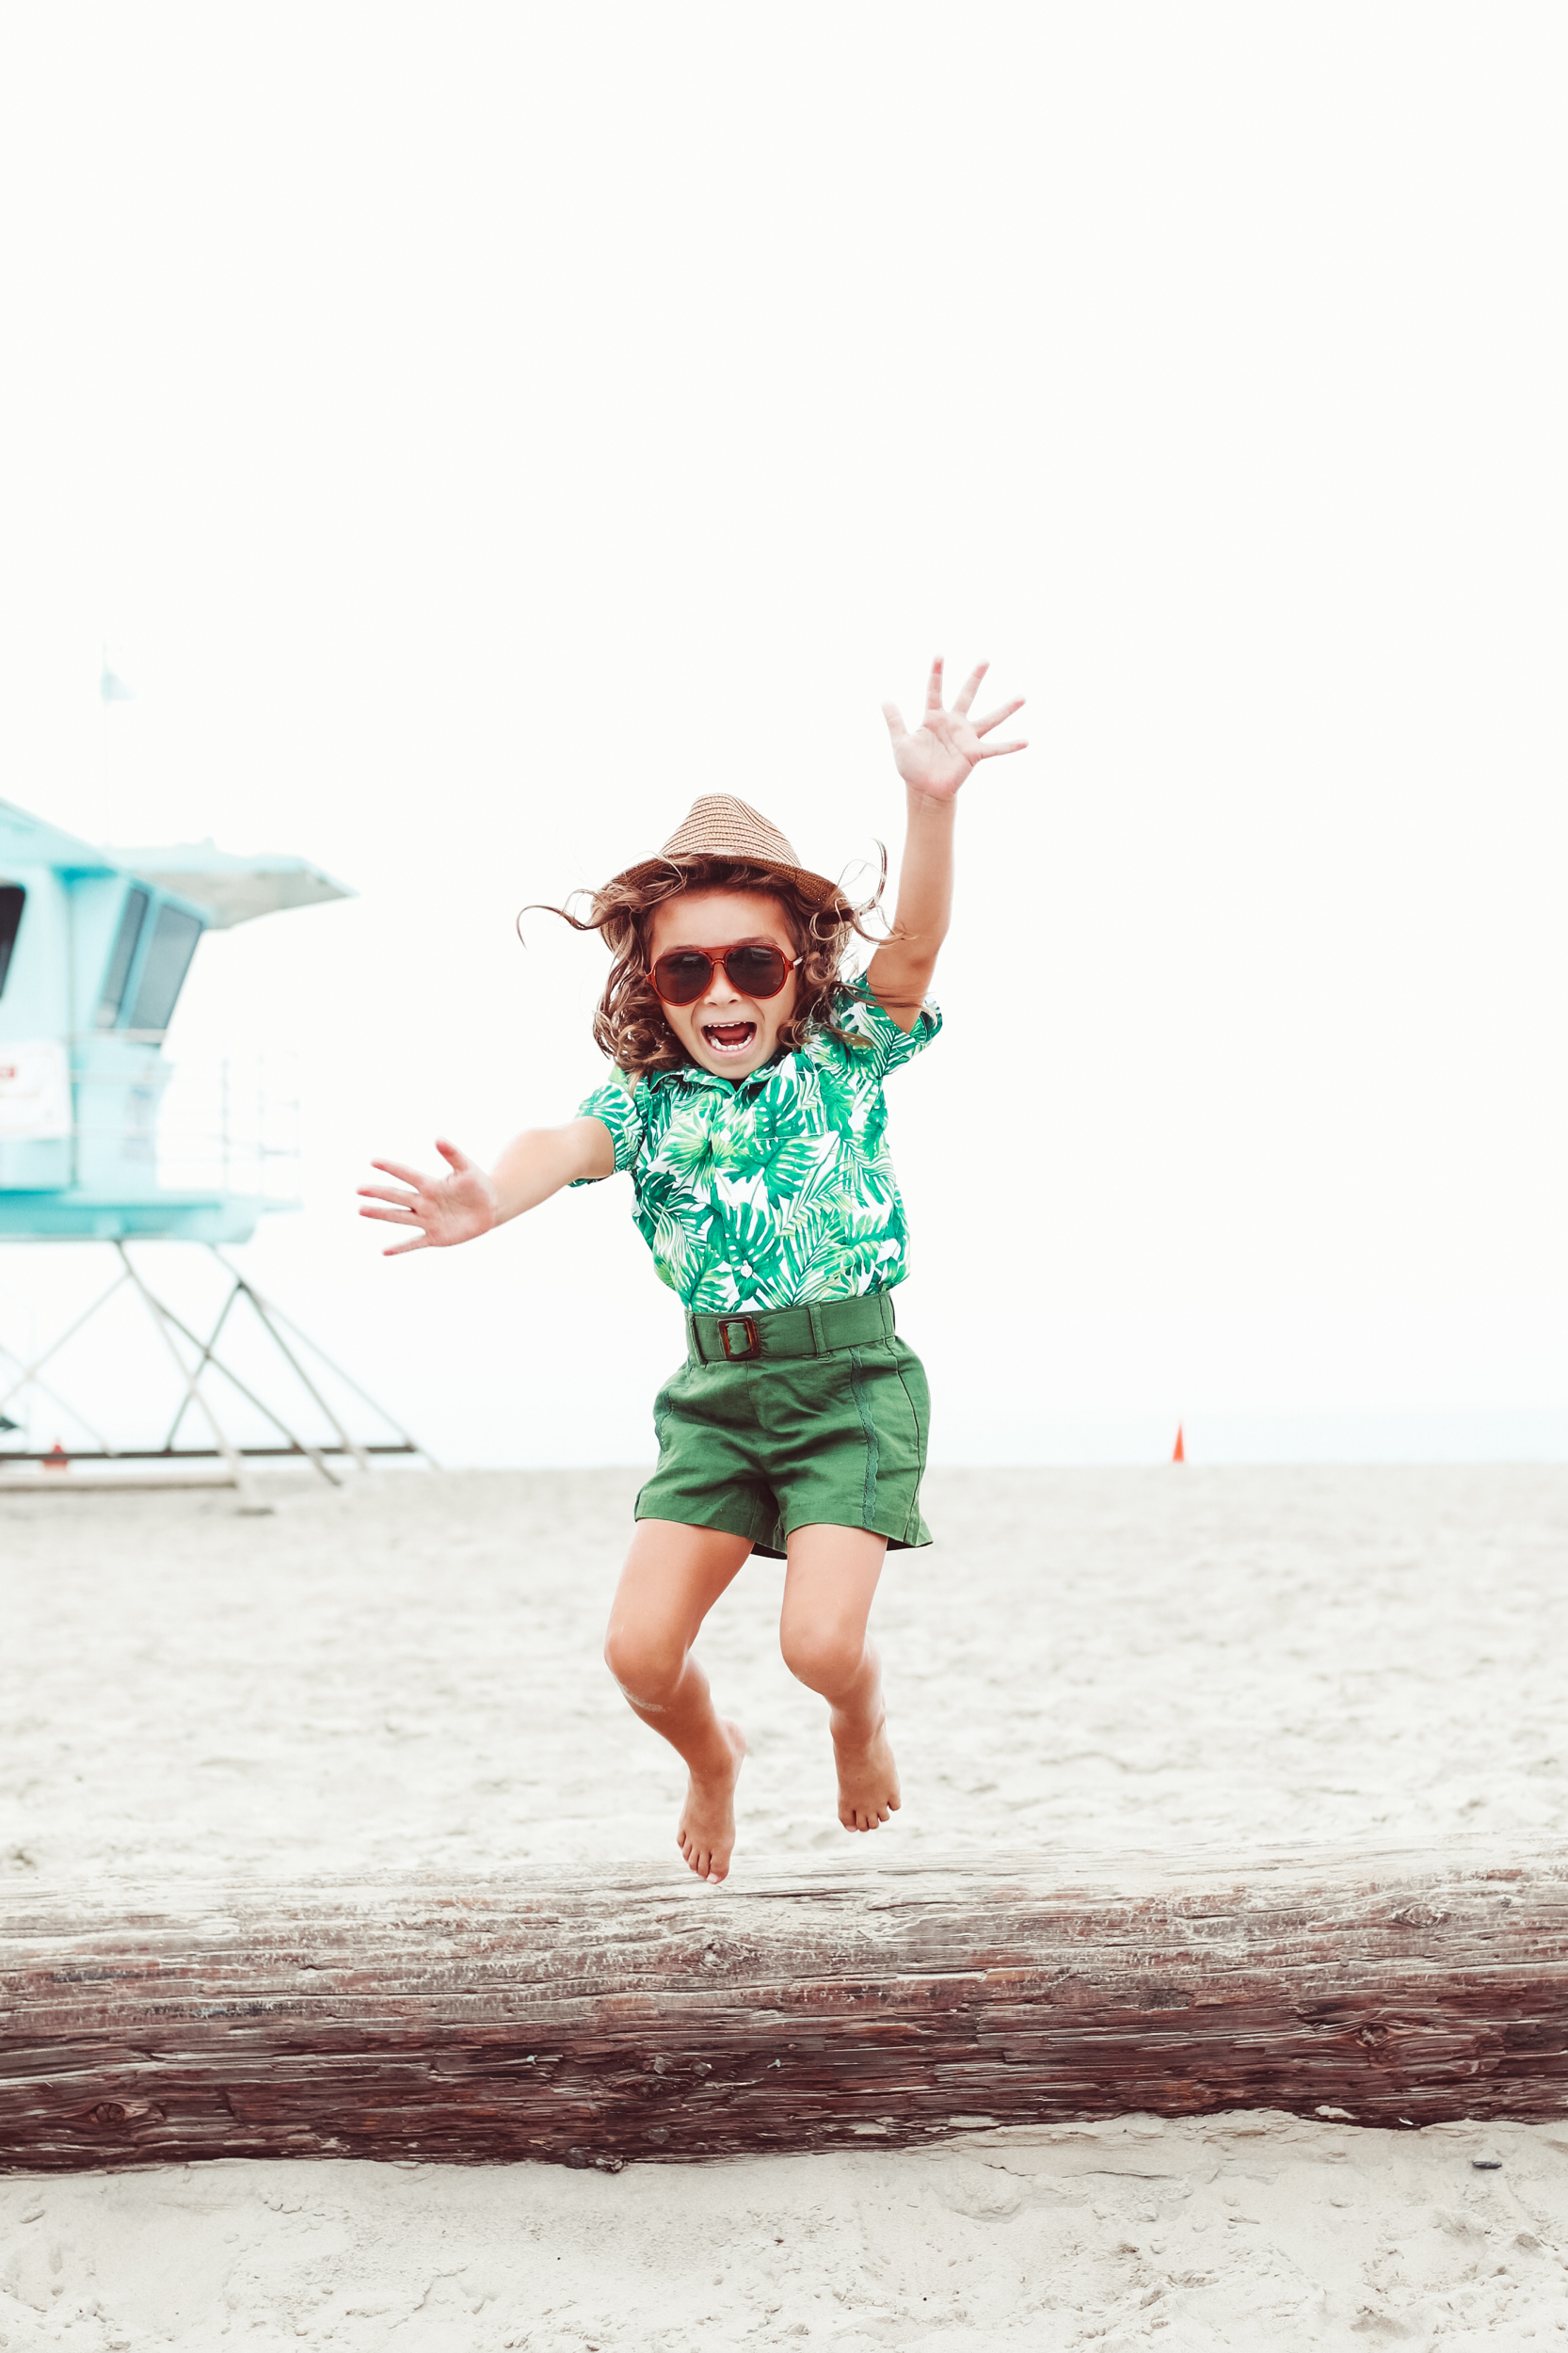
[603,1616,687,1706]
[779,1619,864,1698]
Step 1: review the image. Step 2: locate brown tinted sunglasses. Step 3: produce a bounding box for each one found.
[649,942,802,1007]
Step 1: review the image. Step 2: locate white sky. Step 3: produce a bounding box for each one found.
[2,3,1565,1465]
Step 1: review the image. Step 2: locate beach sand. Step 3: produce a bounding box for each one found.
[4,1464,1568,2346]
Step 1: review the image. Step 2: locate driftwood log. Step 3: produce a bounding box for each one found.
[3,1847,1566,2172]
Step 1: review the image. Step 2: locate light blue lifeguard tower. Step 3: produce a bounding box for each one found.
[0,798,422,1500]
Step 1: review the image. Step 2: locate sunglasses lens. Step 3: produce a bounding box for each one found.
[724,945,790,998]
[651,952,713,1005]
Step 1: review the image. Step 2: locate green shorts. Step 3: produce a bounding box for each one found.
[635,1290,932,1560]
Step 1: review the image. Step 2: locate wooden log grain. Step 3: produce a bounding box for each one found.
[3,1847,1566,2172]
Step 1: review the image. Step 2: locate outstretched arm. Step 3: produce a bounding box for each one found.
[358,1118,614,1257]
[866,657,1026,1031]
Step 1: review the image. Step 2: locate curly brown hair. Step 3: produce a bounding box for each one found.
[528,854,885,1079]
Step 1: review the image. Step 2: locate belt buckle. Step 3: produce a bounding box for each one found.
[718,1315,760,1361]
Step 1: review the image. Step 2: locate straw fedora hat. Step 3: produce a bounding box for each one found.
[608,794,845,909]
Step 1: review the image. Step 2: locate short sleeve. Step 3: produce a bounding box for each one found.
[835,981,942,1080]
[571,1073,645,1184]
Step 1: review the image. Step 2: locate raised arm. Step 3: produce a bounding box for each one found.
[358,1118,614,1257]
[866,656,1026,1031]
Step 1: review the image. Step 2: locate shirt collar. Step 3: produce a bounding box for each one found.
[658,1047,791,1097]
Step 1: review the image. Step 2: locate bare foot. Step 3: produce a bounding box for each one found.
[677,1720,746,1883]
[833,1713,901,1833]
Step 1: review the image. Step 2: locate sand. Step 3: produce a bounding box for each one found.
[4,1464,1568,2346]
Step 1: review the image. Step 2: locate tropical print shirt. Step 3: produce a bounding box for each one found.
[573,984,940,1313]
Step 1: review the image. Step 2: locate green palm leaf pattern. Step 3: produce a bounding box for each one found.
[575,982,940,1309]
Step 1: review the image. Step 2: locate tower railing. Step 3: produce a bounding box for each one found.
[60,1041,303,1207]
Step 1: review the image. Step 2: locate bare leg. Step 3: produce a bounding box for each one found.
[603,1519,753,1882]
[777,1525,900,1833]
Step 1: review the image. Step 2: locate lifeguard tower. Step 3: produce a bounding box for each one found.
[0,798,422,1503]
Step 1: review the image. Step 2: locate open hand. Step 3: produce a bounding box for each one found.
[358,1140,498,1257]
[881,657,1026,802]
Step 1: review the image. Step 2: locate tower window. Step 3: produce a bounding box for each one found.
[96,887,150,1028]
[0,884,22,999]
[126,904,202,1034]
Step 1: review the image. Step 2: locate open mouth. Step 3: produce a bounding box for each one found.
[702,1021,757,1057]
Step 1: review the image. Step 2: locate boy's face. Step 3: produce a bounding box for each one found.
[648,888,801,1080]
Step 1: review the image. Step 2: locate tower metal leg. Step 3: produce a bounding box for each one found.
[151,1264,341,1486]
[0,1241,426,1501]
[0,1268,132,1451]
[210,1249,436,1469]
[115,1246,269,1513]
[209,1254,372,1474]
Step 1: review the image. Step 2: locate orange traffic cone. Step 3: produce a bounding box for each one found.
[1172,1424,1185,1464]
[43,1439,69,1471]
